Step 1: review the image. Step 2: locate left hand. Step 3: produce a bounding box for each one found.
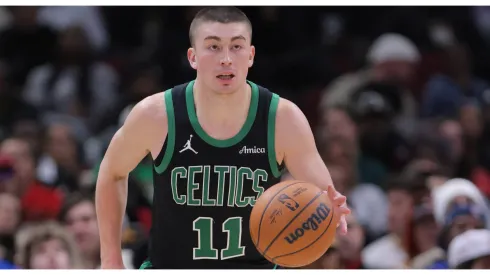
[325,185,350,235]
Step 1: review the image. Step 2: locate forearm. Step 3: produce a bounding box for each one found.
[286,154,336,191]
[95,169,128,266]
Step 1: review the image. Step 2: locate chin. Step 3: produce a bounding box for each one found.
[213,87,238,95]
[212,80,241,94]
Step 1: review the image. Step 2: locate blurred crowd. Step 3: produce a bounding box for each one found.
[1,5,490,270]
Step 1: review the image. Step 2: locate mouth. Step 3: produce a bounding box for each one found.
[216,73,235,80]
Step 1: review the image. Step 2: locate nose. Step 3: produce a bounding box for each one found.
[220,49,232,66]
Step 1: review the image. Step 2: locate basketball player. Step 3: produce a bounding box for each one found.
[95,7,351,269]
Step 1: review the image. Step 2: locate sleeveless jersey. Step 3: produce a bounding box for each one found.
[147,80,284,269]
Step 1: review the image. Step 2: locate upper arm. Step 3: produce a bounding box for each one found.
[276,98,334,190]
[99,94,168,180]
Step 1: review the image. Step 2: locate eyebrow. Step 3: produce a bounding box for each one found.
[204,35,247,42]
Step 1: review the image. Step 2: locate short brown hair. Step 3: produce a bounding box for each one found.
[58,192,94,223]
[189,7,252,46]
[15,221,85,268]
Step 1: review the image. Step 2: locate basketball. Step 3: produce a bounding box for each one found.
[249,180,339,268]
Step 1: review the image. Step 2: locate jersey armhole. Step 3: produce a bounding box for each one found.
[154,90,176,174]
[267,93,282,178]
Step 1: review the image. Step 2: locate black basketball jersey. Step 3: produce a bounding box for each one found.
[147,80,284,269]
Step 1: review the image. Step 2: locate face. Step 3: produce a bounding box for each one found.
[413,217,439,253]
[322,138,356,170]
[323,109,358,143]
[0,139,35,192]
[448,215,484,240]
[373,60,416,86]
[0,193,21,235]
[46,124,78,165]
[388,190,413,234]
[64,201,99,255]
[29,238,71,269]
[328,164,352,194]
[12,120,42,156]
[188,22,255,94]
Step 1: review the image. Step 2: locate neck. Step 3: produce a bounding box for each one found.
[193,78,251,124]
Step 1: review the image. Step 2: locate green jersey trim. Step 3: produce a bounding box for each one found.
[185,80,259,148]
[267,93,281,178]
[154,89,176,174]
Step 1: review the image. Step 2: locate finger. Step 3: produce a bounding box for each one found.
[333,196,347,206]
[335,219,346,233]
[327,185,336,200]
[340,218,348,235]
[339,207,351,215]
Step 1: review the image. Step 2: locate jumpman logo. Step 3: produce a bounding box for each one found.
[179,134,198,154]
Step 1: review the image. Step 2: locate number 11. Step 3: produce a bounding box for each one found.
[193,216,246,260]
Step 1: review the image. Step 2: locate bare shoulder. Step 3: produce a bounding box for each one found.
[118,92,169,157]
[275,98,310,131]
[127,92,167,125]
[275,97,315,162]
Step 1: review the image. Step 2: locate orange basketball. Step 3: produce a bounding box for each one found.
[249,180,339,268]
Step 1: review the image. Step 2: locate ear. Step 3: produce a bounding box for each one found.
[248,45,255,68]
[187,48,197,70]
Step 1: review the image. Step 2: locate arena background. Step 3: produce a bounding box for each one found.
[1,6,490,269]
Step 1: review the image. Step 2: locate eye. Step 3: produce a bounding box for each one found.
[232,45,242,50]
[208,45,220,51]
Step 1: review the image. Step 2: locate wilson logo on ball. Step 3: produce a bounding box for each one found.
[277,194,299,211]
[284,203,331,244]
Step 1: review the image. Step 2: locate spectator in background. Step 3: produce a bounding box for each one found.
[119,62,163,120]
[336,210,366,269]
[408,203,443,269]
[432,178,490,229]
[0,7,57,88]
[438,202,487,253]
[14,221,84,269]
[319,106,387,186]
[58,193,100,269]
[0,138,63,222]
[0,67,38,142]
[456,104,485,179]
[23,25,119,136]
[421,43,490,119]
[448,229,490,269]
[0,193,21,267]
[425,178,490,268]
[9,120,43,160]
[436,119,465,177]
[351,81,413,173]
[36,122,86,193]
[320,136,389,239]
[37,6,109,53]
[58,192,136,269]
[320,33,420,140]
[362,176,420,268]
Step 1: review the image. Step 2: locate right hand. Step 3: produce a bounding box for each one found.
[325,185,351,235]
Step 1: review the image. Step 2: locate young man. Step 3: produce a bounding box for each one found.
[95,7,350,269]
